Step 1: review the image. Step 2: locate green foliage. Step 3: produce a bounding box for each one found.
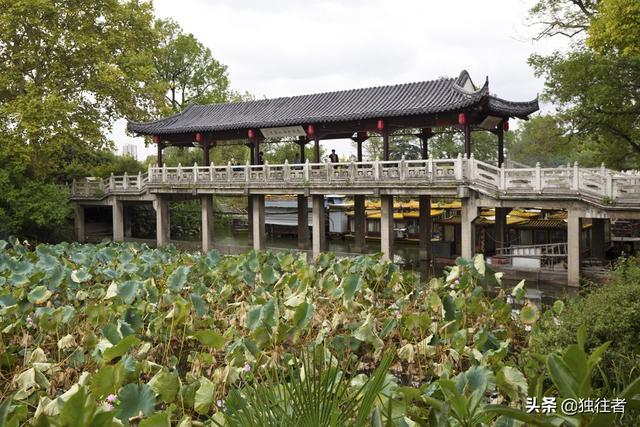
[531,257,640,394]
[528,0,640,169]
[1,242,639,425]
[507,115,578,167]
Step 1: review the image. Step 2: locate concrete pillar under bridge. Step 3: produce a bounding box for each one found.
[252,194,266,251]
[461,197,478,259]
[75,205,85,243]
[201,195,214,253]
[312,195,326,259]
[112,199,124,242]
[297,195,310,249]
[567,209,581,287]
[354,195,366,253]
[380,195,394,261]
[154,195,170,247]
[418,195,432,261]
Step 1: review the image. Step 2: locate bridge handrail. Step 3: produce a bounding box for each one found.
[70,157,640,206]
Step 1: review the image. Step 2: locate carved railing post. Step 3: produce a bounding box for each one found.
[284,160,290,181]
[326,161,332,182]
[177,163,183,182]
[137,171,142,189]
[572,161,579,191]
[468,153,475,181]
[245,161,250,183]
[193,162,198,183]
[400,155,406,181]
[162,164,167,183]
[147,164,152,182]
[264,160,269,182]
[606,173,613,200]
[499,165,506,192]
[227,162,232,182]
[534,162,541,191]
[304,159,310,182]
[123,172,128,190]
[427,157,434,181]
[600,162,606,177]
[373,159,380,181]
[209,162,214,182]
[349,160,356,181]
[455,153,463,181]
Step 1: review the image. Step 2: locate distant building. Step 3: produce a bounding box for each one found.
[122,144,137,159]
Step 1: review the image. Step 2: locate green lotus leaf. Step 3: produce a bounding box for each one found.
[192,330,225,349]
[102,335,140,362]
[71,268,92,283]
[148,369,180,403]
[353,314,383,349]
[519,303,539,325]
[115,383,156,421]
[117,281,140,305]
[90,363,126,397]
[27,286,52,305]
[167,266,189,292]
[292,301,313,329]
[496,366,528,401]
[139,411,171,427]
[194,377,215,415]
[341,274,361,301]
[261,264,279,285]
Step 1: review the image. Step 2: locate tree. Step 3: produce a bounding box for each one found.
[0,0,165,240]
[528,0,640,169]
[154,19,231,111]
[506,115,578,167]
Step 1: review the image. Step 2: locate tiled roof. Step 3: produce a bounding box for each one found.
[128,70,538,135]
[487,96,539,119]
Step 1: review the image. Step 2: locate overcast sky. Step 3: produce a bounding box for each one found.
[111,0,568,160]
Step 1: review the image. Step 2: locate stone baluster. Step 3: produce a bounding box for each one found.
[284,160,290,181]
[534,162,541,191]
[123,172,128,190]
[210,162,214,182]
[600,162,606,177]
[245,161,250,183]
[349,160,356,181]
[71,179,76,195]
[606,173,614,200]
[468,153,475,181]
[373,159,380,181]
[109,173,115,190]
[455,153,463,180]
[177,163,183,182]
[304,159,310,181]
[326,161,332,182]
[162,164,167,183]
[193,162,198,183]
[148,164,152,182]
[572,161,579,191]
[427,157,433,181]
[264,160,269,182]
[137,171,142,189]
[400,155,406,181]
[499,164,506,191]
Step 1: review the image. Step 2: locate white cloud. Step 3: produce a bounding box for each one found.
[112,0,570,159]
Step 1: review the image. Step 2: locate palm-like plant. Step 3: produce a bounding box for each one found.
[218,348,394,427]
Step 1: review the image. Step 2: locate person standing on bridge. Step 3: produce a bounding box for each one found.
[329,149,339,163]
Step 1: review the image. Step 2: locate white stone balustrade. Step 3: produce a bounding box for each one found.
[69,157,640,206]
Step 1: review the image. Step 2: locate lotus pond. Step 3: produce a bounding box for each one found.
[0,239,638,426]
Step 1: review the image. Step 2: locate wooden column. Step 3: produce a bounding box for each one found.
[247,141,255,243]
[463,123,471,159]
[380,195,394,261]
[383,130,390,161]
[314,137,320,162]
[297,137,309,249]
[497,123,505,168]
[202,140,210,166]
[494,207,509,251]
[74,205,85,243]
[201,195,214,252]
[157,142,164,167]
[420,127,431,159]
[419,195,432,261]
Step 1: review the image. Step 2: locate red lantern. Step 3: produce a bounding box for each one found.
[503,120,509,131]
[306,124,315,137]
[195,132,203,142]
[247,129,255,139]
[458,113,467,125]
[376,119,385,132]
[152,135,160,144]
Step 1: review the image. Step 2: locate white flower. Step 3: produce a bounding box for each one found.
[243,362,251,372]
